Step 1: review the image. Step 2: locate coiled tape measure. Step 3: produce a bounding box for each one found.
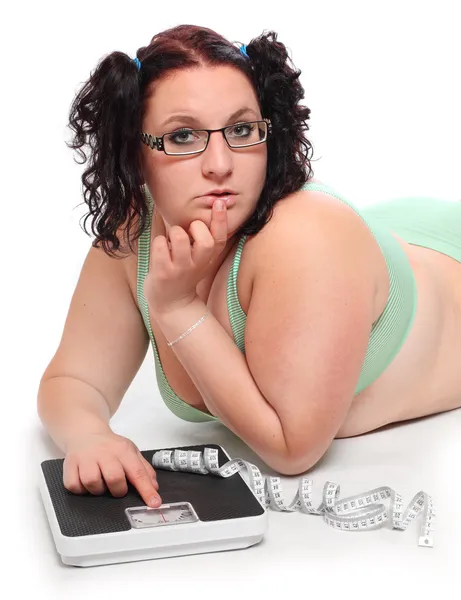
[152,447,435,547]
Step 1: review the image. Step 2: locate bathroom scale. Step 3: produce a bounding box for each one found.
[39,443,436,567]
[39,444,267,567]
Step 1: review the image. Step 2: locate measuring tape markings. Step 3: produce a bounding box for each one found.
[152,448,435,548]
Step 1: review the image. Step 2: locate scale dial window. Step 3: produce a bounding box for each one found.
[125,503,199,529]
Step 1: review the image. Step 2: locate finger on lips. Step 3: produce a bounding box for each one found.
[210,198,228,241]
[163,198,227,253]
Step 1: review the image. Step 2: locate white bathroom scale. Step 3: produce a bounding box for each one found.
[39,443,267,567]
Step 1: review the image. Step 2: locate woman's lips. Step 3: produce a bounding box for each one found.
[202,194,237,207]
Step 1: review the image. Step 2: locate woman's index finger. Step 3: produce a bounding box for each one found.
[210,199,228,245]
[121,452,162,507]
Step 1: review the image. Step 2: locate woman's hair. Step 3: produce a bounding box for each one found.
[67,24,315,257]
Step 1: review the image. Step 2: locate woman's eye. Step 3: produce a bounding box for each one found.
[230,123,254,137]
[168,130,197,144]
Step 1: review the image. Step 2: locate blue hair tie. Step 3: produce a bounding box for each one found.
[239,45,249,59]
[133,57,141,71]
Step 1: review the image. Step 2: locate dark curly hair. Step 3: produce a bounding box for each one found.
[67,24,315,258]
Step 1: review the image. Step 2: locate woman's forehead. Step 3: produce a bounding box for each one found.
[145,66,259,121]
[159,64,251,89]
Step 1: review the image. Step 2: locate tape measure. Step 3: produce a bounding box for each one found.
[153,447,435,548]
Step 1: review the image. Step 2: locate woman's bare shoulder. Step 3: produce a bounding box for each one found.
[249,181,367,246]
[245,181,388,301]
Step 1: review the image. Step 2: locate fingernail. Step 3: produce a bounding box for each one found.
[149,495,161,508]
[215,200,224,211]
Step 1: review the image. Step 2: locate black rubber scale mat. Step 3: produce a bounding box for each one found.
[40,444,265,538]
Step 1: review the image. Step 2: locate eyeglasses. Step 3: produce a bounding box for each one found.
[140,118,272,156]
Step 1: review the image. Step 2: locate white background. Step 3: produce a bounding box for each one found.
[2,0,460,596]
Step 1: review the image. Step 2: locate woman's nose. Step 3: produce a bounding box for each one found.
[201,131,233,176]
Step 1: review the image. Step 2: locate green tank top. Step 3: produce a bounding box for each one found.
[136,181,417,423]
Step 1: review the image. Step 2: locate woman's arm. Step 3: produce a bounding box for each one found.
[154,191,379,474]
[153,296,291,471]
[38,243,150,452]
[242,192,379,468]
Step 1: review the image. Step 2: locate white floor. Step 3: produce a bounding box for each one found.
[14,349,460,596]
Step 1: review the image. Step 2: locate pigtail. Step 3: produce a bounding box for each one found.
[66,51,148,257]
[237,31,313,232]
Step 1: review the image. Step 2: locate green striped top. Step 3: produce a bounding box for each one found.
[136,181,417,423]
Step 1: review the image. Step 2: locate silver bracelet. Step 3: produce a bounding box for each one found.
[167,312,210,347]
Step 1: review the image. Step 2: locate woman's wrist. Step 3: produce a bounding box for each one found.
[151,294,201,322]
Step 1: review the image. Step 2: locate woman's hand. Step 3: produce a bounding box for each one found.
[144,199,229,315]
[63,431,162,508]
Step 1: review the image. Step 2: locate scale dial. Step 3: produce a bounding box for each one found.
[125,503,199,529]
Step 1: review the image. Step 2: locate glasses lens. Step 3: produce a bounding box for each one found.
[225,121,267,147]
[164,130,208,155]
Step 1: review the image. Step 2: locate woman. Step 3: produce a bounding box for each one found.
[37,24,461,511]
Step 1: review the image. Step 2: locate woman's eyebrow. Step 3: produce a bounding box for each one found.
[160,107,258,129]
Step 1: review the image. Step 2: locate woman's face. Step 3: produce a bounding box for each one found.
[140,65,268,241]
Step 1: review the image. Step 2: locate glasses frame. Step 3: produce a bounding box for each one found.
[140,118,272,156]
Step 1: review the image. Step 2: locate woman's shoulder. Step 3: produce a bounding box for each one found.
[243,179,387,329]
[246,178,386,281]
[252,178,364,241]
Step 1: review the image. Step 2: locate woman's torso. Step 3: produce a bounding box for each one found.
[124,183,461,437]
